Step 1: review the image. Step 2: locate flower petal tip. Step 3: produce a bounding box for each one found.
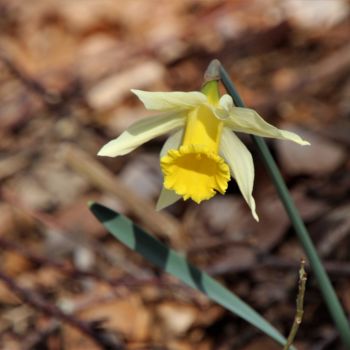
[97,148,108,157]
[294,139,310,146]
[155,203,162,211]
[130,88,141,95]
[156,187,182,211]
[97,144,116,157]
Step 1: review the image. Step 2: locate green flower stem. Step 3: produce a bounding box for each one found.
[219,62,350,348]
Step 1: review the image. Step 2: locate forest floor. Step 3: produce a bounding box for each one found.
[1,1,350,349]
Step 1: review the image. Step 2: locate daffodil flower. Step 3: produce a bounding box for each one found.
[98,80,309,221]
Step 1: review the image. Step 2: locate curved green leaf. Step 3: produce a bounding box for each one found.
[89,202,290,348]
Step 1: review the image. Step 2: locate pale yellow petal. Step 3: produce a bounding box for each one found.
[220,128,259,221]
[98,112,185,157]
[224,107,310,145]
[159,129,184,158]
[210,94,234,120]
[131,89,207,111]
[156,187,181,211]
[156,130,184,210]
[219,94,234,111]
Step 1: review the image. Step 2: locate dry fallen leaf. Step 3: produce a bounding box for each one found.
[157,302,198,337]
[87,61,165,110]
[276,125,346,175]
[77,294,151,342]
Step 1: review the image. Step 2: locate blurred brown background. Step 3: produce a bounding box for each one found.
[0,0,350,349]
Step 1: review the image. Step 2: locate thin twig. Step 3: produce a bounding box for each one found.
[284,259,307,350]
[0,270,123,350]
[0,50,56,103]
[0,235,114,284]
[21,320,60,350]
[0,236,163,287]
[1,187,149,278]
[0,236,202,307]
[205,254,350,278]
[0,49,91,116]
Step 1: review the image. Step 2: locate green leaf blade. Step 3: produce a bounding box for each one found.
[90,202,290,348]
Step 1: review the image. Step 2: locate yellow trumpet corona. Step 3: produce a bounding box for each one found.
[161,82,229,204]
